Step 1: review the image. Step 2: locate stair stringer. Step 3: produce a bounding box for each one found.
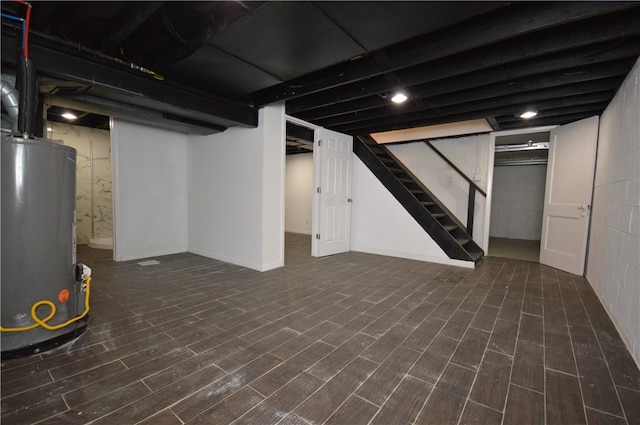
[353,135,484,263]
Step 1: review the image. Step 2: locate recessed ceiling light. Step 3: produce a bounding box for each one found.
[61,112,77,120]
[391,92,408,104]
[520,111,538,119]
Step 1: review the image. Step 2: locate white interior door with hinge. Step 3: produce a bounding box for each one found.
[540,115,599,275]
[313,128,353,257]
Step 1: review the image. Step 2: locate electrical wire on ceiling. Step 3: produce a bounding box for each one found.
[14,0,31,59]
[118,48,165,80]
[1,3,165,82]
[161,10,187,44]
[12,25,166,82]
[1,0,31,60]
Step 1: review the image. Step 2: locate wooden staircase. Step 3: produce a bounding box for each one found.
[354,135,484,264]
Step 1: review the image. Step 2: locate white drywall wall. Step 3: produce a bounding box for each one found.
[260,104,287,270]
[285,153,313,234]
[188,104,285,271]
[111,119,188,261]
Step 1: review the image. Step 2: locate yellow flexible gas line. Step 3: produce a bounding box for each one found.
[0,276,91,332]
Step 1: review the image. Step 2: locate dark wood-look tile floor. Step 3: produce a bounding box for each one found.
[2,233,639,424]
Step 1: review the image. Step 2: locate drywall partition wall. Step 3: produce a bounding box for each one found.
[387,134,491,250]
[587,58,640,365]
[111,119,188,261]
[188,104,285,271]
[260,104,286,270]
[490,164,546,240]
[351,157,474,268]
[285,153,313,234]
[187,123,261,269]
[187,124,260,269]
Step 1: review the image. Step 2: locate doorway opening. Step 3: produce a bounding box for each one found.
[46,105,114,252]
[488,130,550,262]
[284,120,315,259]
[284,119,354,259]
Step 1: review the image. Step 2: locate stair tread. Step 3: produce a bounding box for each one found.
[456,237,471,245]
[469,250,484,262]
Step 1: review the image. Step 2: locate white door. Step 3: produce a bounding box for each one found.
[313,128,353,257]
[540,116,599,275]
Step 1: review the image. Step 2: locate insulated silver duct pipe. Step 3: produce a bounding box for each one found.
[0,81,19,133]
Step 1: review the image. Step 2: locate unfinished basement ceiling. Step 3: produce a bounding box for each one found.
[46,105,110,130]
[2,2,639,136]
[285,121,314,155]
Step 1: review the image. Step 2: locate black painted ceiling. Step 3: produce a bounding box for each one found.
[2,1,639,137]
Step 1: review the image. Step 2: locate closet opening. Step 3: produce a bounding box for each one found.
[488,131,550,262]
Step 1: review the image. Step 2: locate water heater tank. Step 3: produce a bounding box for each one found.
[1,135,89,358]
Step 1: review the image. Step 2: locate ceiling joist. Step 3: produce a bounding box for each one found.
[287,14,640,116]
[335,90,616,135]
[311,64,632,129]
[101,2,166,53]
[252,2,638,106]
[2,2,638,136]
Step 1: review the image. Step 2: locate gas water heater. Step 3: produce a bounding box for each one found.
[1,135,92,359]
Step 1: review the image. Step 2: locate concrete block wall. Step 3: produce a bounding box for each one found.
[587,58,640,364]
[490,164,546,240]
